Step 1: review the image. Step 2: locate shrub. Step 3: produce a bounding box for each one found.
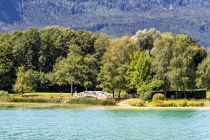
[143,92,152,100]
[68,98,116,105]
[11,97,61,103]
[0,91,11,102]
[177,100,188,107]
[128,99,144,107]
[188,100,205,107]
[161,101,177,107]
[153,93,165,103]
[0,90,8,95]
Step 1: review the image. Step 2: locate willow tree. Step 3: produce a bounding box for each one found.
[98,36,136,99]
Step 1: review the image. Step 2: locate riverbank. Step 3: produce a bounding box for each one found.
[1,92,210,109]
[1,102,210,110]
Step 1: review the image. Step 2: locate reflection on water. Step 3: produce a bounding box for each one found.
[0,109,210,140]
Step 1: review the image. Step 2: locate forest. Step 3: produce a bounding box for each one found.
[0,27,209,99]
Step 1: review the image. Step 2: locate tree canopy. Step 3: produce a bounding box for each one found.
[0,27,208,98]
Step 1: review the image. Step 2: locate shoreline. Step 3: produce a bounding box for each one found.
[1,102,210,110]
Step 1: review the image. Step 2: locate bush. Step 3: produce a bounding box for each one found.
[188,100,205,107]
[153,93,165,103]
[143,92,152,100]
[0,91,11,102]
[177,100,188,107]
[68,98,116,105]
[160,101,177,107]
[128,99,144,107]
[11,97,61,103]
[0,90,8,95]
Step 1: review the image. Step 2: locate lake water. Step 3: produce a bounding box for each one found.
[0,108,210,140]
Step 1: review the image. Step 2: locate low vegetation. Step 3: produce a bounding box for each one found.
[128,99,144,107]
[152,93,165,103]
[128,93,210,107]
[68,98,116,106]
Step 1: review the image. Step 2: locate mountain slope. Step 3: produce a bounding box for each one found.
[0,0,210,47]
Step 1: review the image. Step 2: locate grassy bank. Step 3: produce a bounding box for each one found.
[128,99,210,107]
[0,102,103,109]
[1,92,210,109]
[0,92,116,108]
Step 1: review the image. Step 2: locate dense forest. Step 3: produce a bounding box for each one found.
[1,0,210,47]
[0,26,209,98]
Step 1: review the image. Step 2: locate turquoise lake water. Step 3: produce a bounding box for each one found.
[0,109,210,140]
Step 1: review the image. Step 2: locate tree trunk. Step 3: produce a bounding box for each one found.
[118,83,121,99]
[71,84,73,96]
[112,89,115,99]
[184,89,187,99]
[86,88,87,91]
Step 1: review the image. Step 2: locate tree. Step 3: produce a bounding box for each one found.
[83,54,98,91]
[98,36,136,99]
[0,42,15,90]
[94,33,110,61]
[131,28,161,54]
[39,26,75,72]
[71,30,96,55]
[12,28,41,70]
[13,67,40,94]
[53,48,86,95]
[151,33,206,92]
[196,51,210,90]
[126,51,162,96]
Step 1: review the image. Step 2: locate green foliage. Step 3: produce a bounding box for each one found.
[68,98,116,105]
[131,28,161,53]
[151,33,206,91]
[11,97,61,103]
[126,51,163,95]
[97,36,136,98]
[154,99,205,107]
[0,90,11,102]
[0,90,8,95]
[128,99,144,107]
[53,51,87,93]
[13,67,40,93]
[12,28,41,70]
[152,93,165,103]
[156,101,178,107]
[0,26,208,95]
[196,51,210,90]
[0,42,15,90]
[187,100,205,107]
[39,27,74,72]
